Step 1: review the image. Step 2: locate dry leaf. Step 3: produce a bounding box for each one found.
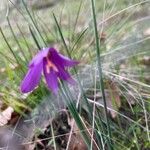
[140,56,150,66]
[68,118,98,150]
[143,28,150,36]
[107,81,121,118]
[0,106,14,126]
[67,121,87,150]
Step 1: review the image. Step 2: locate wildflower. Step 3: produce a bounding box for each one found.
[20,47,79,94]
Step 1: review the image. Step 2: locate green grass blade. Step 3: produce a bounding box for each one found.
[60,82,91,148]
[90,0,113,149]
[53,13,106,148]
[7,17,28,62]
[0,27,25,74]
[29,26,42,50]
[71,28,87,52]
[21,0,46,48]
[16,23,33,59]
[72,0,83,40]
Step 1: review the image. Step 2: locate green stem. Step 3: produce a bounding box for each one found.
[53,13,105,148]
[90,0,113,149]
[60,82,91,148]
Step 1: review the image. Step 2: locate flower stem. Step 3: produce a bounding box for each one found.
[90,0,113,149]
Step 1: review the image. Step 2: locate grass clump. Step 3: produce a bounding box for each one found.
[0,0,149,149]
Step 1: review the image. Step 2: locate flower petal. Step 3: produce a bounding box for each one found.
[57,67,75,85]
[59,54,79,67]
[43,58,58,94]
[49,48,79,67]
[20,63,43,93]
[29,48,49,67]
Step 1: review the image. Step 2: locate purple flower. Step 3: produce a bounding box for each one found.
[20,47,79,94]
